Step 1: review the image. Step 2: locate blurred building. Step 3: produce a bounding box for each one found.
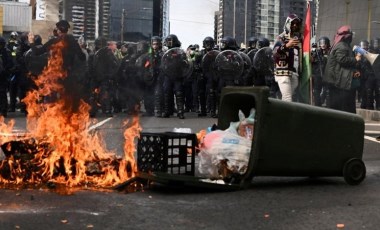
[317,0,380,47]
[215,0,317,46]
[108,0,169,42]
[62,0,169,42]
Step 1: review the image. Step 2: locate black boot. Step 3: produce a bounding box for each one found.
[154,89,163,117]
[209,90,218,118]
[365,88,374,110]
[162,92,171,118]
[176,91,185,119]
[198,93,207,117]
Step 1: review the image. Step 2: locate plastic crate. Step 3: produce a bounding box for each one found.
[137,132,197,176]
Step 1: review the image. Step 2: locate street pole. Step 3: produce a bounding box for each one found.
[244,0,247,46]
[368,0,372,41]
[345,0,350,25]
[121,9,125,42]
[233,0,236,38]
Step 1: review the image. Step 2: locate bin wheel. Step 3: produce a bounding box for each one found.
[343,159,366,185]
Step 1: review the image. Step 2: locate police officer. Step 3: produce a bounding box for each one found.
[7,31,19,112]
[185,44,202,114]
[214,36,242,117]
[200,36,217,117]
[135,36,164,117]
[372,37,380,54]
[7,32,18,58]
[0,37,14,117]
[245,36,258,61]
[161,34,187,119]
[358,39,379,110]
[13,32,31,114]
[118,42,144,115]
[90,37,120,117]
[311,36,331,106]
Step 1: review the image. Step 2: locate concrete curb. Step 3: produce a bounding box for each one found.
[356,108,380,122]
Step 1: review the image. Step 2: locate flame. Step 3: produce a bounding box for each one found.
[0,40,141,188]
[196,129,207,150]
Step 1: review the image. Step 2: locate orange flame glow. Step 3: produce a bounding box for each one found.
[0,39,141,188]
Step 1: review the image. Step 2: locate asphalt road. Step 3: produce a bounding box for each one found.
[0,111,379,230]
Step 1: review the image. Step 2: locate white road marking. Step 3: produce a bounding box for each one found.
[88,117,113,132]
[365,130,380,135]
[365,123,380,126]
[364,135,380,143]
[0,209,102,215]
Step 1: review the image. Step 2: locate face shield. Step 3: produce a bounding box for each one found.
[360,41,369,50]
[220,42,227,50]
[165,39,173,48]
[318,39,328,49]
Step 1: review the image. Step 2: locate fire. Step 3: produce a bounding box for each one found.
[0,40,141,188]
[196,129,207,150]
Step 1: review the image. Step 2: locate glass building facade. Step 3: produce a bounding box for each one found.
[62,0,168,42]
[216,0,316,46]
[110,0,153,42]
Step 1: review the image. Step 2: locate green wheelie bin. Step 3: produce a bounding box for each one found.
[133,86,365,190]
[217,86,366,186]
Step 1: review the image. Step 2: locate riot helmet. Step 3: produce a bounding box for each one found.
[318,36,330,49]
[360,39,369,51]
[248,37,258,49]
[94,36,108,50]
[56,20,70,33]
[202,36,215,50]
[256,37,270,49]
[164,34,181,49]
[373,37,380,49]
[10,31,18,40]
[0,37,6,48]
[0,37,5,44]
[220,36,237,51]
[137,40,149,55]
[151,36,162,48]
[34,35,42,45]
[78,35,86,48]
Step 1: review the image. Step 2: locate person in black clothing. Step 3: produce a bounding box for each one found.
[90,37,120,117]
[0,37,14,117]
[13,32,32,115]
[7,31,19,112]
[135,37,164,117]
[28,20,87,114]
[161,34,188,119]
[311,36,331,106]
[201,36,219,118]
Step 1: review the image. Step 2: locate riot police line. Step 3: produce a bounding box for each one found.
[0,32,281,119]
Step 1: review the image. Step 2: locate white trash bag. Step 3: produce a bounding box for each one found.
[198,108,255,180]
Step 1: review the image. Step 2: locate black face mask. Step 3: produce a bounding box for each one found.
[344,35,353,44]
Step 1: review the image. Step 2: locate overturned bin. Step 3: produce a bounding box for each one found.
[135,86,366,190]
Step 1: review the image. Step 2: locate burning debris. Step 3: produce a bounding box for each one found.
[0,40,142,189]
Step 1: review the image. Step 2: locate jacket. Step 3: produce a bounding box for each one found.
[323,41,358,90]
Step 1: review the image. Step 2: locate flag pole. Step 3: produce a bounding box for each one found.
[301,0,312,104]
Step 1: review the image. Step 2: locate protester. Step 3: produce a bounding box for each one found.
[323,25,361,113]
[28,20,87,114]
[273,14,303,102]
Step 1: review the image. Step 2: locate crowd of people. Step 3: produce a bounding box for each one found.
[0,16,379,120]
